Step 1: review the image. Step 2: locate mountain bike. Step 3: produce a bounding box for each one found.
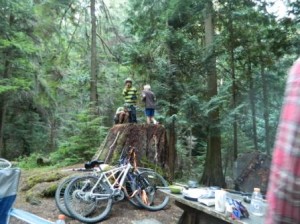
[55,160,144,218]
[55,160,106,218]
[63,146,170,223]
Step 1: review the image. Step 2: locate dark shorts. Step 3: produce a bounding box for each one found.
[145,108,155,117]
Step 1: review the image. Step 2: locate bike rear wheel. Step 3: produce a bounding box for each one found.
[64,175,113,223]
[124,175,142,208]
[132,171,170,211]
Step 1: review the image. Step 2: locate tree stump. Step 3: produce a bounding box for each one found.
[36,157,51,166]
[233,151,271,194]
[92,124,170,176]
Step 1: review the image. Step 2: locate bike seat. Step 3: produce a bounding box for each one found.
[84,160,104,169]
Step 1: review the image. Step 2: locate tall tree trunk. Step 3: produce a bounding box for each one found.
[228,2,238,161]
[90,0,98,114]
[167,115,176,181]
[0,14,14,158]
[48,116,57,151]
[0,99,6,157]
[260,61,270,155]
[231,59,238,159]
[0,52,12,157]
[200,1,225,187]
[164,23,181,180]
[248,59,258,150]
[166,68,178,181]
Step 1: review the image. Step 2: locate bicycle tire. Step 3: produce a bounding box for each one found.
[55,176,75,217]
[64,175,113,223]
[132,170,170,211]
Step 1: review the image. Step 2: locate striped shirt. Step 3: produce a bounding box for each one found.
[265,58,300,224]
[122,86,137,105]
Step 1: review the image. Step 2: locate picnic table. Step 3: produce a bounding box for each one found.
[162,188,266,224]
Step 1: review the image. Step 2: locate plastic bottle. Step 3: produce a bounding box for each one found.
[250,188,264,216]
[55,214,66,224]
[215,189,227,213]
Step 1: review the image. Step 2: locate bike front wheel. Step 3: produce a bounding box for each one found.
[64,175,113,223]
[132,171,170,211]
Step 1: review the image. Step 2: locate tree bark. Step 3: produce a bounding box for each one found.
[164,27,180,181]
[248,58,258,151]
[167,115,176,181]
[90,0,98,114]
[0,13,15,157]
[260,61,270,155]
[200,1,225,187]
[0,51,12,157]
[0,99,6,157]
[92,124,170,177]
[228,3,238,161]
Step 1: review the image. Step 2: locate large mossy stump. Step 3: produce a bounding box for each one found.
[93,123,169,175]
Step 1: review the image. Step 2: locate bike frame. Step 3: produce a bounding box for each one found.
[82,162,134,201]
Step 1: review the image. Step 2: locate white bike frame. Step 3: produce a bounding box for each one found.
[78,162,134,201]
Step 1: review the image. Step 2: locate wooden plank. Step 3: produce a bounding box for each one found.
[161,189,266,224]
[175,200,228,224]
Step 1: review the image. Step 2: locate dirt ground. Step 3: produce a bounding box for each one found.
[11,168,183,224]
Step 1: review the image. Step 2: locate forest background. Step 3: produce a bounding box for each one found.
[0,0,299,187]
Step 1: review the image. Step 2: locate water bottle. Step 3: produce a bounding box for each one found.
[55,214,66,224]
[215,189,227,213]
[250,188,264,216]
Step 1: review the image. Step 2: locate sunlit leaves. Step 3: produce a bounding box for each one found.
[0,78,32,94]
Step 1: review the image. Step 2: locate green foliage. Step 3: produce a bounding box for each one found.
[140,156,164,176]
[122,0,299,183]
[17,153,44,169]
[41,182,57,198]
[0,77,32,94]
[1,0,300,185]
[4,106,49,157]
[50,110,108,166]
[175,138,206,182]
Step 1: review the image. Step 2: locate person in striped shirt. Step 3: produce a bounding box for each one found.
[123,78,138,123]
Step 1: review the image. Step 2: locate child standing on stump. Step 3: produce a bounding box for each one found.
[122,78,138,123]
[141,84,158,124]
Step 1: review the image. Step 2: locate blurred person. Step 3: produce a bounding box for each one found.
[114,106,129,124]
[122,78,137,123]
[141,84,157,124]
[265,57,300,224]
